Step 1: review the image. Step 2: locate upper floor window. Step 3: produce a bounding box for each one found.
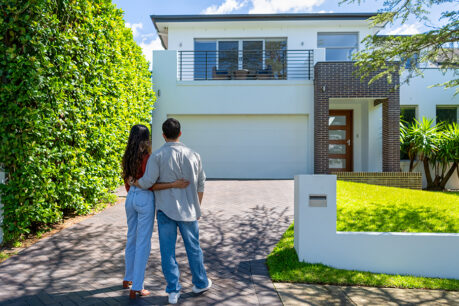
[193,38,287,80]
[317,33,358,61]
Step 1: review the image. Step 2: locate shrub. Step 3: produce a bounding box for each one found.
[401,118,458,190]
[0,0,155,243]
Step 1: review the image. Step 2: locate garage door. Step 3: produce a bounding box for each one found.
[173,115,309,179]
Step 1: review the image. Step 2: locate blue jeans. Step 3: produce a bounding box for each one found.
[157,210,208,293]
[124,186,155,291]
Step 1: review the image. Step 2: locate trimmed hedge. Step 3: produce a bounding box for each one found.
[0,0,155,243]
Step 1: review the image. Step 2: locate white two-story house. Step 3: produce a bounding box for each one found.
[149,13,458,188]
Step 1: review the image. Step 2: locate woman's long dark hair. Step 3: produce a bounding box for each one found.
[122,124,151,181]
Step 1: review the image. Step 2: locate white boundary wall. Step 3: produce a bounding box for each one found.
[0,170,4,245]
[294,175,459,279]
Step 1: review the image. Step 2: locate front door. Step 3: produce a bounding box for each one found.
[328,110,353,172]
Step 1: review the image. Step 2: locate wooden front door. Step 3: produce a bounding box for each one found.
[328,110,353,172]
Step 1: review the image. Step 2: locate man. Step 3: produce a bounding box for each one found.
[133,118,211,304]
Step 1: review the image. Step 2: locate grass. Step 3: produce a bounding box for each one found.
[336,181,459,233]
[267,181,459,291]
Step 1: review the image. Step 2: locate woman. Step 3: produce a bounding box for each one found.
[121,124,189,299]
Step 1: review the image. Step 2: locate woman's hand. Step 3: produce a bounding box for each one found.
[173,179,190,189]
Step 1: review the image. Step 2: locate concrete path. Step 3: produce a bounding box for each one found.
[0,180,294,305]
[275,283,459,305]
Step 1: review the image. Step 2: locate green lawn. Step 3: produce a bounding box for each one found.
[267,181,459,290]
[337,181,459,233]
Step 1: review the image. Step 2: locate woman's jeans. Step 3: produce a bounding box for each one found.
[157,210,208,293]
[124,186,155,291]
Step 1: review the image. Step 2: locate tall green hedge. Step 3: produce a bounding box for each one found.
[0,0,155,243]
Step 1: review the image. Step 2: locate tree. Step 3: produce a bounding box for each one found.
[340,0,458,94]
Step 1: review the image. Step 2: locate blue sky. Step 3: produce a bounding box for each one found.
[112,0,455,64]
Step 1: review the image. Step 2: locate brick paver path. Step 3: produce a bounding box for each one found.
[0,180,293,305]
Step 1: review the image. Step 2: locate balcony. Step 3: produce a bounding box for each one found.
[177,49,314,81]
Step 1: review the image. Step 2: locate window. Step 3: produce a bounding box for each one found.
[265,40,287,79]
[401,107,417,125]
[317,33,358,61]
[194,41,217,80]
[218,41,239,72]
[436,106,458,125]
[400,106,417,160]
[193,38,287,80]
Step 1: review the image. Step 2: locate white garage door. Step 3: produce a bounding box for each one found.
[174,115,309,179]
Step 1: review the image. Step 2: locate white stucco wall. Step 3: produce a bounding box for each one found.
[400,70,458,189]
[152,50,316,174]
[152,21,457,180]
[294,175,459,279]
[401,69,458,123]
[166,20,376,52]
[400,161,459,190]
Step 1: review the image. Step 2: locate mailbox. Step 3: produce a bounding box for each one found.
[309,195,327,207]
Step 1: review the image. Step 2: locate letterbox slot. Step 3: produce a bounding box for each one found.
[309,195,327,207]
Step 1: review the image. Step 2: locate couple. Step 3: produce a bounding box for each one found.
[121,118,211,304]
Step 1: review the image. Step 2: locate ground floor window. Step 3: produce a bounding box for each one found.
[436,106,458,125]
[400,106,417,160]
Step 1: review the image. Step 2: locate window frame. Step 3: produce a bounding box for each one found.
[194,37,288,70]
[400,105,418,161]
[317,32,359,62]
[435,105,459,125]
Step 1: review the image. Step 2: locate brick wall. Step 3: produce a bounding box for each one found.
[335,172,422,189]
[314,62,400,174]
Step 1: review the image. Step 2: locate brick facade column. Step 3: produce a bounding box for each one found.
[314,62,400,174]
[383,89,401,171]
[314,92,329,174]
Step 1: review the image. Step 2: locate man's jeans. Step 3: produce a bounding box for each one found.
[157,210,208,293]
[124,186,155,291]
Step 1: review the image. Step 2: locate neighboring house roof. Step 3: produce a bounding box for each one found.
[151,13,378,49]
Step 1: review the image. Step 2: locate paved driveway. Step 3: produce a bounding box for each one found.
[0,180,294,305]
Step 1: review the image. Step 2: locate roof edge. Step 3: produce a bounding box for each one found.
[151,13,379,49]
[151,12,378,23]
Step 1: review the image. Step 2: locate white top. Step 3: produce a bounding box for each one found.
[138,142,206,221]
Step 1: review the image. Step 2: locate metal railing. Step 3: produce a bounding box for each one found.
[177,49,314,81]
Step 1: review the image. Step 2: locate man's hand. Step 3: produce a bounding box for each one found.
[198,192,204,206]
[128,177,141,188]
[172,179,190,189]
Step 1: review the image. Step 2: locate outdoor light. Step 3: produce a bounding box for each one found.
[322,85,326,92]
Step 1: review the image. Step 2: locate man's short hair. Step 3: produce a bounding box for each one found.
[162,118,181,139]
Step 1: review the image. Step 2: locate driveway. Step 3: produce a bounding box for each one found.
[0,180,294,305]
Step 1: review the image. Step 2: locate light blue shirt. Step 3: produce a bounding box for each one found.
[138,142,206,221]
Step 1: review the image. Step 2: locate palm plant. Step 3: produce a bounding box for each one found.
[437,123,459,190]
[401,118,458,190]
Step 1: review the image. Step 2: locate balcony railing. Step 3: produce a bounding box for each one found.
[177,49,314,81]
